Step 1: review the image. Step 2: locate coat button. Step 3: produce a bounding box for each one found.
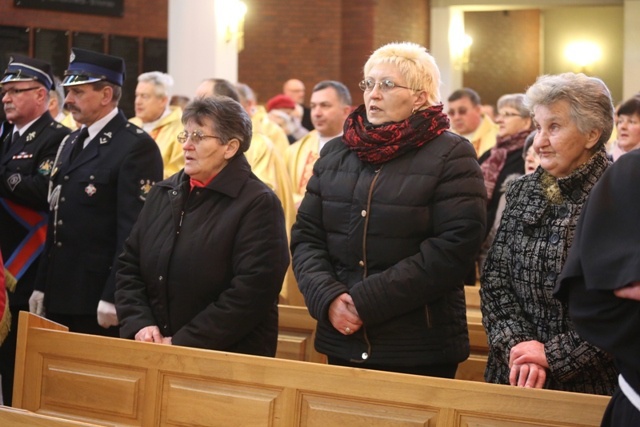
[172,191,177,195]
[64,175,69,181]
[558,206,569,217]
[159,276,163,281]
[57,220,63,225]
[358,260,364,267]
[56,241,62,247]
[60,197,65,202]
[361,352,369,360]
[547,271,557,281]
[361,210,367,217]
[549,233,560,244]
[90,175,95,180]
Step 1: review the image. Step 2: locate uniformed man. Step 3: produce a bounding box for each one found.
[0,55,70,405]
[30,48,163,338]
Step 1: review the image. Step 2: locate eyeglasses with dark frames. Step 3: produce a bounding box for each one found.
[359,79,419,92]
[0,86,41,98]
[177,130,222,145]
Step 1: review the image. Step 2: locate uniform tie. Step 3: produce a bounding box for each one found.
[11,131,19,145]
[70,127,89,162]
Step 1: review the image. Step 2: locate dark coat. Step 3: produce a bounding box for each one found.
[115,155,289,356]
[480,148,617,395]
[291,132,487,367]
[0,113,70,305]
[35,110,163,315]
[557,149,640,402]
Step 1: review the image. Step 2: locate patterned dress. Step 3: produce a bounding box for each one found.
[480,148,617,395]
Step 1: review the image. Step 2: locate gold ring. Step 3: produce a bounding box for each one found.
[344,327,352,334]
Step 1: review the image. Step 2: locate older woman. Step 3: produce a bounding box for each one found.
[480,73,617,394]
[115,97,289,355]
[611,96,640,161]
[291,42,486,377]
[556,150,640,426]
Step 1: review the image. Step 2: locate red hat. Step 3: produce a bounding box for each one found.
[266,94,296,112]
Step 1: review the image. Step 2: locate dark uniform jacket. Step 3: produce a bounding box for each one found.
[0,113,70,305]
[115,155,289,356]
[291,132,486,367]
[35,110,163,315]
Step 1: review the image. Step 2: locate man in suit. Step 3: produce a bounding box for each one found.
[30,48,163,337]
[0,55,70,405]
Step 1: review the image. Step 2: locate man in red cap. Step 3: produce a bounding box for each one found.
[30,48,163,339]
[0,54,70,405]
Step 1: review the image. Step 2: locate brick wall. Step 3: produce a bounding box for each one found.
[463,10,540,108]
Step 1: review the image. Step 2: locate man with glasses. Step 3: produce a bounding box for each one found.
[447,87,498,158]
[30,48,162,339]
[0,55,70,405]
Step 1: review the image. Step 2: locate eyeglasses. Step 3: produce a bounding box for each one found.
[0,86,41,98]
[359,79,418,92]
[447,108,468,117]
[177,130,221,145]
[497,112,524,119]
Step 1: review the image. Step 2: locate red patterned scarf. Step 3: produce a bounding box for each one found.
[342,104,450,165]
[480,129,530,201]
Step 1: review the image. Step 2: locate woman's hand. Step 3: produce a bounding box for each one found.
[509,362,547,388]
[329,293,363,335]
[135,325,164,343]
[508,340,548,388]
[614,281,640,301]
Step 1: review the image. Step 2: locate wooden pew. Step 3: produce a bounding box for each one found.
[0,406,102,427]
[14,312,608,427]
[277,286,489,382]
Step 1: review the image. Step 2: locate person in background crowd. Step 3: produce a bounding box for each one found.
[266,94,308,144]
[0,55,70,405]
[291,42,486,377]
[285,80,351,207]
[480,72,617,395]
[130,71,184,179]
[556,149,640,427]
[115,96,289,355]
[236,82,289,156]
[283,78,313,131]
[447,87,498,158]
[609,96,640,161]
[49,76,77,130]
[169,94,190,111]
[475,93,532,273]
[30,48,163,338]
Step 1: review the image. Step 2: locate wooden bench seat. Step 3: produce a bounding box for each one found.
[14,312,608,427]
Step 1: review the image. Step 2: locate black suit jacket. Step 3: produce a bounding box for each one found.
[35,110,163,315]
[0,113,70,305]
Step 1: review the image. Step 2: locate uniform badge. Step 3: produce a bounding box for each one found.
[38,159,54,176]
[26,131,36,142]
[7,173,21,191]
[85,183,97,197]
[13,152,33,160]
[139,179,153,201]
[100,131,113,145]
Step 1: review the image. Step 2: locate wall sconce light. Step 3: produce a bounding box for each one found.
[220,0,247,52]
[451,33,473,72]
[564,41,601,72]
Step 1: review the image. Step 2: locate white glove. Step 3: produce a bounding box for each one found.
[29,290,45,317]
[97,300,119,329]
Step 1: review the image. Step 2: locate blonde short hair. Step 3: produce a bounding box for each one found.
[364,42,441,106]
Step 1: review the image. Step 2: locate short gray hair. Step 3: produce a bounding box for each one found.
[497,93,528,117]
[525,73,614,149]
[137,71,174,99]
[181,96,252,154]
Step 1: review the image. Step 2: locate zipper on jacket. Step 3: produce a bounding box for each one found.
[425,304,433,328]
[361,166,383,278]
